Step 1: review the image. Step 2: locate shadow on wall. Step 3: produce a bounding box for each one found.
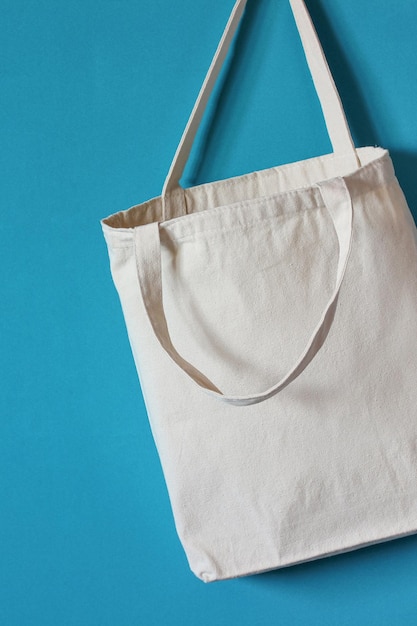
[308,1,417,222]
[185,0,417,222]
[243,531,417,587]
[389,150,417,223]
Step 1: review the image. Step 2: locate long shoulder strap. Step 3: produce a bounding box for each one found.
[162,0,358,220]
[162,0,248,208]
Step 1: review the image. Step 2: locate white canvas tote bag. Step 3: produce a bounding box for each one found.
[101,0,417,582]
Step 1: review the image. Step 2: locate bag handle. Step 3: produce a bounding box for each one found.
[162,0,359,221]
[135,177,353,406]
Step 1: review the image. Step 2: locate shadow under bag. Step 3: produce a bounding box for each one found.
[101,0,417,581]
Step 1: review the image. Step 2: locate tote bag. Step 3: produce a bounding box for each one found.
[101,0,417,582]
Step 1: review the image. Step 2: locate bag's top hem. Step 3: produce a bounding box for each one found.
[101,146,394,246]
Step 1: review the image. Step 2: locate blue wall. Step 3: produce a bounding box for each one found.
[2,1,417,624]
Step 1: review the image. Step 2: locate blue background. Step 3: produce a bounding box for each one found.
[2,0,417,624]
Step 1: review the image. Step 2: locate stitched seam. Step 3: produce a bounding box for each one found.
[105,177,398,249]
[169,205,325,243]
[165,164,393,229]
[166,189,319,228]
[164,178,398,242]
[105,205,320,249]
[102,149,390,229]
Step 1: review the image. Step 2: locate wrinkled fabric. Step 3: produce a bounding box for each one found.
[102,147,417,581]
[100,0,417,582]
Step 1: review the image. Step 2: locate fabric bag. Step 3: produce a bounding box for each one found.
[101,0,417,582]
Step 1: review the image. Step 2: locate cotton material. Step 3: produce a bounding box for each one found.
[101,0,417,581]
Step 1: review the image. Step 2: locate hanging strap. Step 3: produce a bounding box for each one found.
[162,0,359,221]
[135,177,354,407]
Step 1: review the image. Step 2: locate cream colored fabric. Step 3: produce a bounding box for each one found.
[101,0,417,581]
